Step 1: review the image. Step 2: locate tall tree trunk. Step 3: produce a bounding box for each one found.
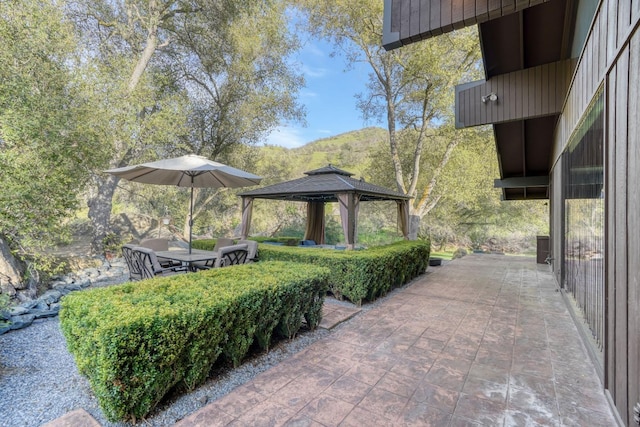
[88,174,119,254]
[88,9,162,254]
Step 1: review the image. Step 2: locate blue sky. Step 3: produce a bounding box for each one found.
[264,36,380,149]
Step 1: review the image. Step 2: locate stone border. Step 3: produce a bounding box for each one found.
[0,258,128,334]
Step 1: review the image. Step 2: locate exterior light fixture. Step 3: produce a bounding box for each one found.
[481,92,498,103]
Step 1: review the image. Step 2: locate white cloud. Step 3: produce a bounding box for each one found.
[301,64,328,78]
[265,127,308,149]
[304,43,325,58]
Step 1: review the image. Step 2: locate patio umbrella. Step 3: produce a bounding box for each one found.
[105,154,262,253]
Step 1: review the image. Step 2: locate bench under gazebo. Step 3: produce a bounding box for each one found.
[238,165,412,248]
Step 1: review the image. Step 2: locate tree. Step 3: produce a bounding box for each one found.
[69,0,304,252]
[0,0,105,296]
[297,0,482,238]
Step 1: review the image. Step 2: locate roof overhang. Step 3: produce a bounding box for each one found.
[473,0,574,200]
[382,0,577,200]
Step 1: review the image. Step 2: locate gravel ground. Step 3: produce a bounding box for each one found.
[0,270,338,427]
[0,315,330,427]
[0,264,398,427]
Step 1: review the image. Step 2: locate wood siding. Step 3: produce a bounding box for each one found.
[455,60,575,128]
[384,0,548,48]
[549,0,640,424]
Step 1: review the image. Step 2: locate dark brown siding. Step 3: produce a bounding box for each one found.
[456,59,574,128]
[384,0,548,48]
[628,30,640,427]
[550,1,640,423]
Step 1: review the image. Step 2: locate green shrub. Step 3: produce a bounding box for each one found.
[59,261,329,422]
[258,240,430,305]
[191,237,303,250]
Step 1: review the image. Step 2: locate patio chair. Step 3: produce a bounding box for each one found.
[139,238,181,268]
[213,238,235,252]
[237,240,258,262]
[122,244,143,281]
[133,247,188,279]
[192,237,236,270]
[213,244,248,268]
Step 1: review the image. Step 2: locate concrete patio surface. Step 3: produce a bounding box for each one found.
[174,254,618,426]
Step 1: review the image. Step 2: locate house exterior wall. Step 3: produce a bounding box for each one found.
[548,1,639,424]
[384,0,640,424]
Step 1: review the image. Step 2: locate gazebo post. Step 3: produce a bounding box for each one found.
[240,196,254,239]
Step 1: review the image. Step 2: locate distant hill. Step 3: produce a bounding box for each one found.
[260,127,388,180]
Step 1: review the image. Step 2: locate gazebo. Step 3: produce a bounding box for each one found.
[238,165,412,248]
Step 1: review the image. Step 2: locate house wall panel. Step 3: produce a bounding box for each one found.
[626,31,640,426]
[464,0,478,24]
[420,0,432,34]
[430,0,442,35]
[476,0,489,22]
[608,0,619,63]
[384,0,550,46]
[618,0,632,46]
[605,64,616,399]
[441,0,454,32]
[452,0,464,28]
[613,46,629,426]
[456,59,574,128]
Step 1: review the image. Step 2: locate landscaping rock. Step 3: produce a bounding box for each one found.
[8,306,29,316]
[10,314,35,330]
[0,257,128,335]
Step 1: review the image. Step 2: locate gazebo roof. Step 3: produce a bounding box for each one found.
[239,164,412,202]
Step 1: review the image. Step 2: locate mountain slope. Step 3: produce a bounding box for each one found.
[259,127,388,180]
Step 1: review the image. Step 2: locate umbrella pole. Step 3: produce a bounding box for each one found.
[189,185,194,254]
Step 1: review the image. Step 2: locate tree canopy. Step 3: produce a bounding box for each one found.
[0,0,105,253]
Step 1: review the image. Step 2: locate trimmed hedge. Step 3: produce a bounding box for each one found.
[192,236,302,251]
[258,240,430,305]
[59,261,329,422]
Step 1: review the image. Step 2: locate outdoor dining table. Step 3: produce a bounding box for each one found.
[155,249,217,272]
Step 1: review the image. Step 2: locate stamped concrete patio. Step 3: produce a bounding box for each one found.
[174,254,618,426]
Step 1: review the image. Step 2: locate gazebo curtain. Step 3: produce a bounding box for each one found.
[304,201,325,244]
[240,197,254,239]
[338,193,360,248]
[397,199,410,240]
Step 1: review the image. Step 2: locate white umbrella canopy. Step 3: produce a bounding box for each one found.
[105,154,262,252]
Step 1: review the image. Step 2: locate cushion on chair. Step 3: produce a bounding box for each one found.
[214,244,248,268]
[139,238,169,251]
[237,240,258,261]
